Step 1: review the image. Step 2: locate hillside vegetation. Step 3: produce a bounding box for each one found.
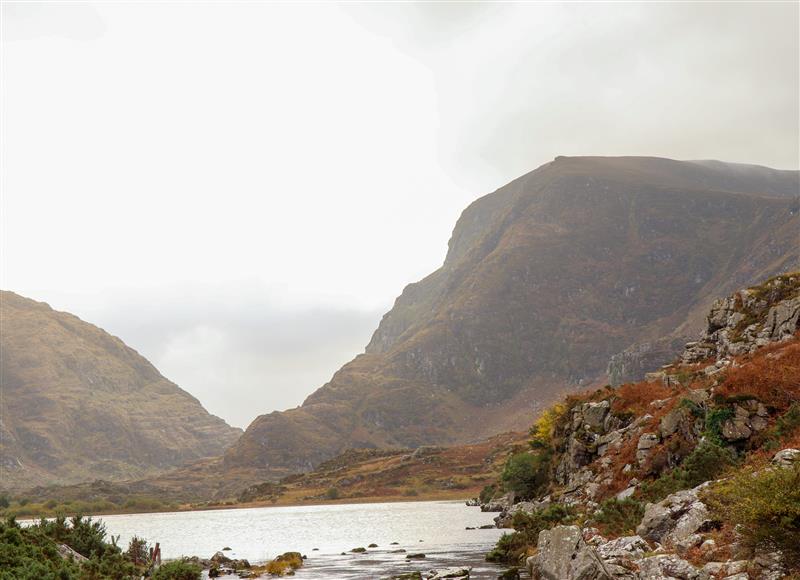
[226,157,800,476]
[478,273,800,579]
[0,291,241,490]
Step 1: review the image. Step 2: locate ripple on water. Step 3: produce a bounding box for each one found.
[92,500,512,578]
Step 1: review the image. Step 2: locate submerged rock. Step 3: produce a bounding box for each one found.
[427,567,471,579]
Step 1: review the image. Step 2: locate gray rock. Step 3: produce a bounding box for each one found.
[427,567,471,579]
[636,486,713,545]
[761,296,800,341]
[636,554,709,579]
[771,448,800,467]
[57,544,88,563]
[533,525,584,580]
[616,486,636,501]
[637,433,660,464]
[721,416,751,441]
[583,401,611,430]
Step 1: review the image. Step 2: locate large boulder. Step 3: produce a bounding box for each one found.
[771,448,800,467]
[636,554,709,579]
[636,485,715,546]
[529,527,650,580]
[531,525,584,580]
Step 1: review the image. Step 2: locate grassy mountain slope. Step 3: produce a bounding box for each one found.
[225,157,799,475]
[0,291,242,490]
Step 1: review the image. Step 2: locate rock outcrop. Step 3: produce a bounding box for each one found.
[682,274,800,364]
[226,157,800,473]
[528,525,708,580]
[636,485,715,546]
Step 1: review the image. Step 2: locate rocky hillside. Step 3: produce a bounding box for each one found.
[226,156,799,474]
[476,273,800,579]
[0,291,242,490]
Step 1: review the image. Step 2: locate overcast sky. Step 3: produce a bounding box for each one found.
[2,2,798,428]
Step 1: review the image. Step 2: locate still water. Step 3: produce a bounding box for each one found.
[96,500,510,578]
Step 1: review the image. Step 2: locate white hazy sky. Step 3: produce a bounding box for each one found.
[2,2,798,428]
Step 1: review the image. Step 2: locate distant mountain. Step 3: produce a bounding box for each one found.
[0,291,242,490]
[224,156,799,475]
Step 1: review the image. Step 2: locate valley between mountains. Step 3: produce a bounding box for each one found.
[1,156,798,515]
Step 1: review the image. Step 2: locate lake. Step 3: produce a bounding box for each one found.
[95,500,511,578]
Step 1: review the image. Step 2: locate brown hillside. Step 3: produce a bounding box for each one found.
[0,291,242,490]
[225,156,799,474]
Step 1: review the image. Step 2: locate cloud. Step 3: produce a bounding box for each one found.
[3,2,797,429]
[347,2,799,186]
[65,285,384,429]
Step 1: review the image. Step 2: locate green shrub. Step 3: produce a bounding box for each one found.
[593,498,645,535]
[126,535,150,566]
[151,560,202,580]
[486,505,576,564]
[704,408,734,445]
[325,487,340,500]
[479,484,497,504]
[763,404,800,450]
[704,464,800,568]
[640,441,737,501]
[0,515,142,579]
[500,451,552,500]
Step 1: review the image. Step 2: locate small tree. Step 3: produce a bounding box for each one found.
[126,535,150,566]
[529,403,566,449]
[500,451,551,499]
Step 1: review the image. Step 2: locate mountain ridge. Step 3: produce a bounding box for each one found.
[0,290,242,490]
[224,156,799,474]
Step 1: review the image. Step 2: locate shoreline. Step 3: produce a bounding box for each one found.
[13,488,481,521]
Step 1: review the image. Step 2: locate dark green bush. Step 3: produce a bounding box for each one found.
[500,451,552,500]
[704,408,734,445]
[593,498,645,535]
[0,515,142,579]
[486,505,576,564]
[763,404,800,450]
[640,441,737,501]
[151,560,202,580]
[479,484,497,504]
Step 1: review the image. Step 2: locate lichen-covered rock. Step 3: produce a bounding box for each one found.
[427,567,471,579]
[531,525,584,579]
[771,447,800,467]
[636,485,714,545]
[682,275,800,364]
[636,554,709,579]
[636,433,660,465]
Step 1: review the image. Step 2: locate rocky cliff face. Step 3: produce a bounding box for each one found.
[0,291,242,490]
[681,273,800,363]
[482,274,800,579]
[225,156,799,473]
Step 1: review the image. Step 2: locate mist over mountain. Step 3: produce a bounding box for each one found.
[224,156,799,473]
